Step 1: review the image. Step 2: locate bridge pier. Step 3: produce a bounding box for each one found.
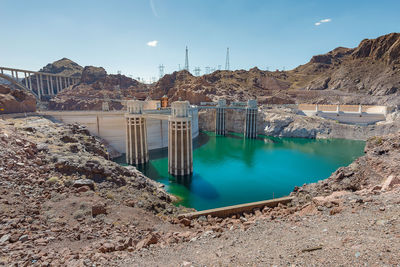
[125,100,149,165]
[168,100,193,176]
[244,100,258,139]
[215,99,226,135]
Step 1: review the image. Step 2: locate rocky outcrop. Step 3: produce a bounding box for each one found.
[151,33,400,106]
[0,85,36,114]
[80,66,107,84]
[292,131,400,206]
[352,33,400,65]
[39,58,83,77]
[48,70,148,110]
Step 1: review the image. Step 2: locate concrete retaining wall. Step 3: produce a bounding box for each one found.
[181,196,293,219]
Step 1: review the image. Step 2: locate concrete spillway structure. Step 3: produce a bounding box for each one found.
[168,100,193,176]
[215,99,226,136]
[125,100,149,165]
[244,100,258,138]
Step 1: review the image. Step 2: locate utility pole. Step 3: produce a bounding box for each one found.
[184,46,189,71]
[225,47,230,70]
[194,67,201,76]
[159,64,165,79]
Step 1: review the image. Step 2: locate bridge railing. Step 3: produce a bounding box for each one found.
[0,66,80,99]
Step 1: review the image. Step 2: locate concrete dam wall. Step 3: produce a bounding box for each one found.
[41,109,199,153]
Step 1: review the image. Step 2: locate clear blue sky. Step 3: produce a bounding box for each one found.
[1,0,399,81]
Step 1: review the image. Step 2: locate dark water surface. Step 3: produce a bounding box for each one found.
[116,132,365,211]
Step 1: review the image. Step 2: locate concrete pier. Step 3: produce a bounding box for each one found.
[244,100,257,138]
[125,100,149,165]
[168,100,193,176]
[215,99,226,135]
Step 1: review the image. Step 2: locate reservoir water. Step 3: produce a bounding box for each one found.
[118,132,365,211]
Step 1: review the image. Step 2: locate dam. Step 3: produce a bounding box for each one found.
[40,99,384,210]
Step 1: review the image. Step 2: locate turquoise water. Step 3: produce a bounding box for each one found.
[118,132,365,211]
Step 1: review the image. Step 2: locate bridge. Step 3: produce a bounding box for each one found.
[0,66,80,99]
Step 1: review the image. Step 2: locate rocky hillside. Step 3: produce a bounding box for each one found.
[0,117,196,265]
[48,66,149,110]
[0,85,36,114]
[150,33,400,106]
[39,58,83,77]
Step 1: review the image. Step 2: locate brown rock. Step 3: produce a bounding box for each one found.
[329,206,343,215]
[92,202,107,217]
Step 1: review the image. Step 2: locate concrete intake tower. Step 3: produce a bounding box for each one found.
[125,100,149,165]
[168,100,193,176]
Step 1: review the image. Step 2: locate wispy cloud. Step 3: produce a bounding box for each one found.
[315,18,332,26]
[147,40,158,47]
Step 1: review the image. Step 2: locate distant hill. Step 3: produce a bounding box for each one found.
[150,32,400,106]
[45,32,400,110]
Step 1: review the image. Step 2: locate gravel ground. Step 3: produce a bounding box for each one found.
[121,188,400,267]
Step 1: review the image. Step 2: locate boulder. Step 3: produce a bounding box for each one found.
[0,85,36,114]
[73,179,95,190]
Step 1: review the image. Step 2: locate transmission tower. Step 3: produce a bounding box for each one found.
[225,47,230,70]
[184,46,189,71]
[194,67,201,76]
[159,64,165,78]
[217,65,222,70]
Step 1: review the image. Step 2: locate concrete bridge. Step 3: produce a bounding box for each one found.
[0,66,80,99]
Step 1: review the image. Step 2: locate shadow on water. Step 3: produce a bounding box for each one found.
[170,173,219,200]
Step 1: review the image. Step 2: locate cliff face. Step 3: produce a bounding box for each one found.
[0,85,36,114]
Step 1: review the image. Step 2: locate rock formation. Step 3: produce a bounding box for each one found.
[39,57,83,77]
[150,33,400,106]
[0,85,36,114]
[48,66,149,110]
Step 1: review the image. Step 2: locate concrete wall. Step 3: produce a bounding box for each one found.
[298,104,387,125]
[42,110,199,153]
[199,109,266,135]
